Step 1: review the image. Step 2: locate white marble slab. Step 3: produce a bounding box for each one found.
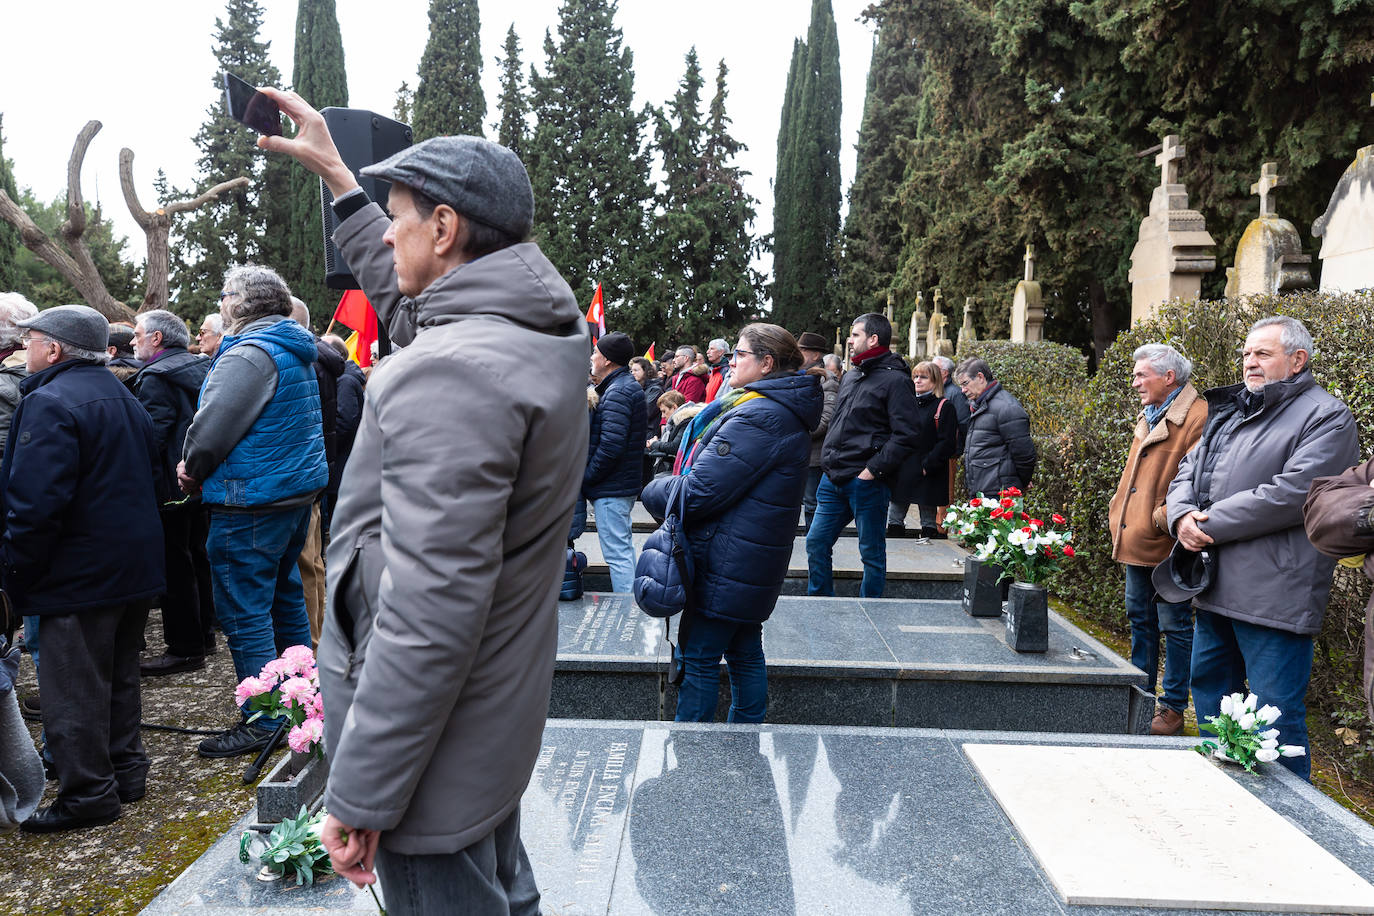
[964,743,1374,913]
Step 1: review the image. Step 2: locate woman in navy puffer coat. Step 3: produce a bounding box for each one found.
[641,324,822,723]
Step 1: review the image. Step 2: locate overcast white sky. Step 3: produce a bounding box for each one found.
[1,0,875,285]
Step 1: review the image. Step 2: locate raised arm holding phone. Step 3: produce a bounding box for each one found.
[256,88,591,914]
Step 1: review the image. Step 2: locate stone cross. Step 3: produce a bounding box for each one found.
[1023,244,1036,282]
[1251,162,1285,217]
[932,287,943,315]
[1156,135,1185,187]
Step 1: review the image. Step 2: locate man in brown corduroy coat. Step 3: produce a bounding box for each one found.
[1108,344,1207,735]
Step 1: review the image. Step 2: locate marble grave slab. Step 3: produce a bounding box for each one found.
[965,743,1374,913]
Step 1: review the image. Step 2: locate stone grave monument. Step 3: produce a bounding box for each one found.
[956,297,978,352]
[926,287,953,358]
[1312,94,1374,292]
[1010,243,1044,342]
[1128,134,1217,322]
[908,291,927,361]
[1226,161,1312,297]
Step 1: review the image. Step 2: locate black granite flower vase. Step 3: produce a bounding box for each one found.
[1005,582,1049,652]
[962,557,1006,618]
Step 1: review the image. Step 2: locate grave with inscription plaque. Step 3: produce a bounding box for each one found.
[548,593,1152,733]
[143,723,1374,916]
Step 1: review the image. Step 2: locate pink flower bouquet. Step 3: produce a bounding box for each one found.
[234,644,325,759]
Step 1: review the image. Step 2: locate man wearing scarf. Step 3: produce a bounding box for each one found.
[806,313,920,598]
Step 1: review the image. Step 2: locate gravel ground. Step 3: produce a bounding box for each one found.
[0,616,281,916]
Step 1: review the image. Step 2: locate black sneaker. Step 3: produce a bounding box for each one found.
[20,693,40,719]
[198,721,275,759]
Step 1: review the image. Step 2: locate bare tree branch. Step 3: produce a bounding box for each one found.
[119,148,250,311]
[0,120,132,322]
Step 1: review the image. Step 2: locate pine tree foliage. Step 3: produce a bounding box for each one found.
[170,0,286,320]
[413,0,486,140]
[394,81,414,124]
[0,115,19,293]
[288,0,348,327]
[771,0,842,336]
[526,0,654,344]
[647,54,765,350]
[494,24,528,158]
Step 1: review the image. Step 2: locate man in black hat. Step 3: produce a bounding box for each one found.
[3,305,164,832]
[585,331,647,593]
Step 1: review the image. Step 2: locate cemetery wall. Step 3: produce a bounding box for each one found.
[962,290,1374,779]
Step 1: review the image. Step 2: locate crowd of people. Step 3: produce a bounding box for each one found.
[0,270,371,834]
[0,88,1367,914]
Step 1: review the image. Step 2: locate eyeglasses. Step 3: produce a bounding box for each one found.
[19,333,49,345]
[218,290,239,301]
[732,348,756,360]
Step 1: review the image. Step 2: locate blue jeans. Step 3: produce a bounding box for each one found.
[674,615,767,723]
[207,505,313,703]
[375,806,539,916]
[806,474,889,597]
[1123,564,1193,712]
[592,495,636,594]
[1192,609,1313,780]
[22,615,39,670]
[803,465,823,526]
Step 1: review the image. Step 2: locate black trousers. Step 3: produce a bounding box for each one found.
[38,602,149,816]
[160,503,215,657]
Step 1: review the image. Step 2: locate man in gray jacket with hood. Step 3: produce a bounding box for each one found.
[259,89,589,913]
[1167,316,1357,780]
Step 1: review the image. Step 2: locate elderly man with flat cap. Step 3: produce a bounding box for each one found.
[258,89,589,912]
[2,305,163,832]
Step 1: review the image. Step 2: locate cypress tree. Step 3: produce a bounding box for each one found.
[771,0,842,334]
[771,38,804,331]
[413,0,486,140]
[494,24,528,158]
[288,0,348,326]
[836,23,923,332]
[526,0,654,343]
[170,0,286,319]
[0,115,19,292]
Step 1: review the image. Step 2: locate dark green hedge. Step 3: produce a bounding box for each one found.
[962,291,1374,775]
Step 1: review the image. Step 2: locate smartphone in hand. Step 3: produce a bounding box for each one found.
[222,72,283,136]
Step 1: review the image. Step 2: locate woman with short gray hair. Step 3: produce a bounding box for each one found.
[219,265,293,333]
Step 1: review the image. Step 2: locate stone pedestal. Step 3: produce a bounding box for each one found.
[1313,145,1374,292]
[1128,135,1216,322]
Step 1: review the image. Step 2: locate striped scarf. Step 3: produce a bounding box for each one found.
[673,388,763,476]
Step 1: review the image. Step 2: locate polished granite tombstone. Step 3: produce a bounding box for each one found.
[142,721,1374,916]
[575,530,966,599]
[550,593,1152,733]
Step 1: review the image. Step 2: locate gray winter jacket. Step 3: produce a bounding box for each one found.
[318,201,589,855]
[1166,370,1358,635]
[0,352,26,454]
[963,382,1036,497]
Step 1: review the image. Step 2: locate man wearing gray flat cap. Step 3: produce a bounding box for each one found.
[3,305,163,832]
[257,88,587,912]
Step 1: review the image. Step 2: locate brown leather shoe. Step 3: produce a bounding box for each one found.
[1151,706,1185,736]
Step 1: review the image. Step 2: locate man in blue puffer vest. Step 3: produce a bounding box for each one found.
[178,265,328,759]
[584,332,647,593]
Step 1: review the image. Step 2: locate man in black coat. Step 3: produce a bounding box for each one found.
[584,332,647,594]
[322,334,365,533]
[4,305,164,832]
[955,357,1036,497]
[806,313,920,598]
[132,310,214,675]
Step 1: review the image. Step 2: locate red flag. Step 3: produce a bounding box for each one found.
[643,343,655,361]
[584,283,605,337]
[332,289,378,368]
